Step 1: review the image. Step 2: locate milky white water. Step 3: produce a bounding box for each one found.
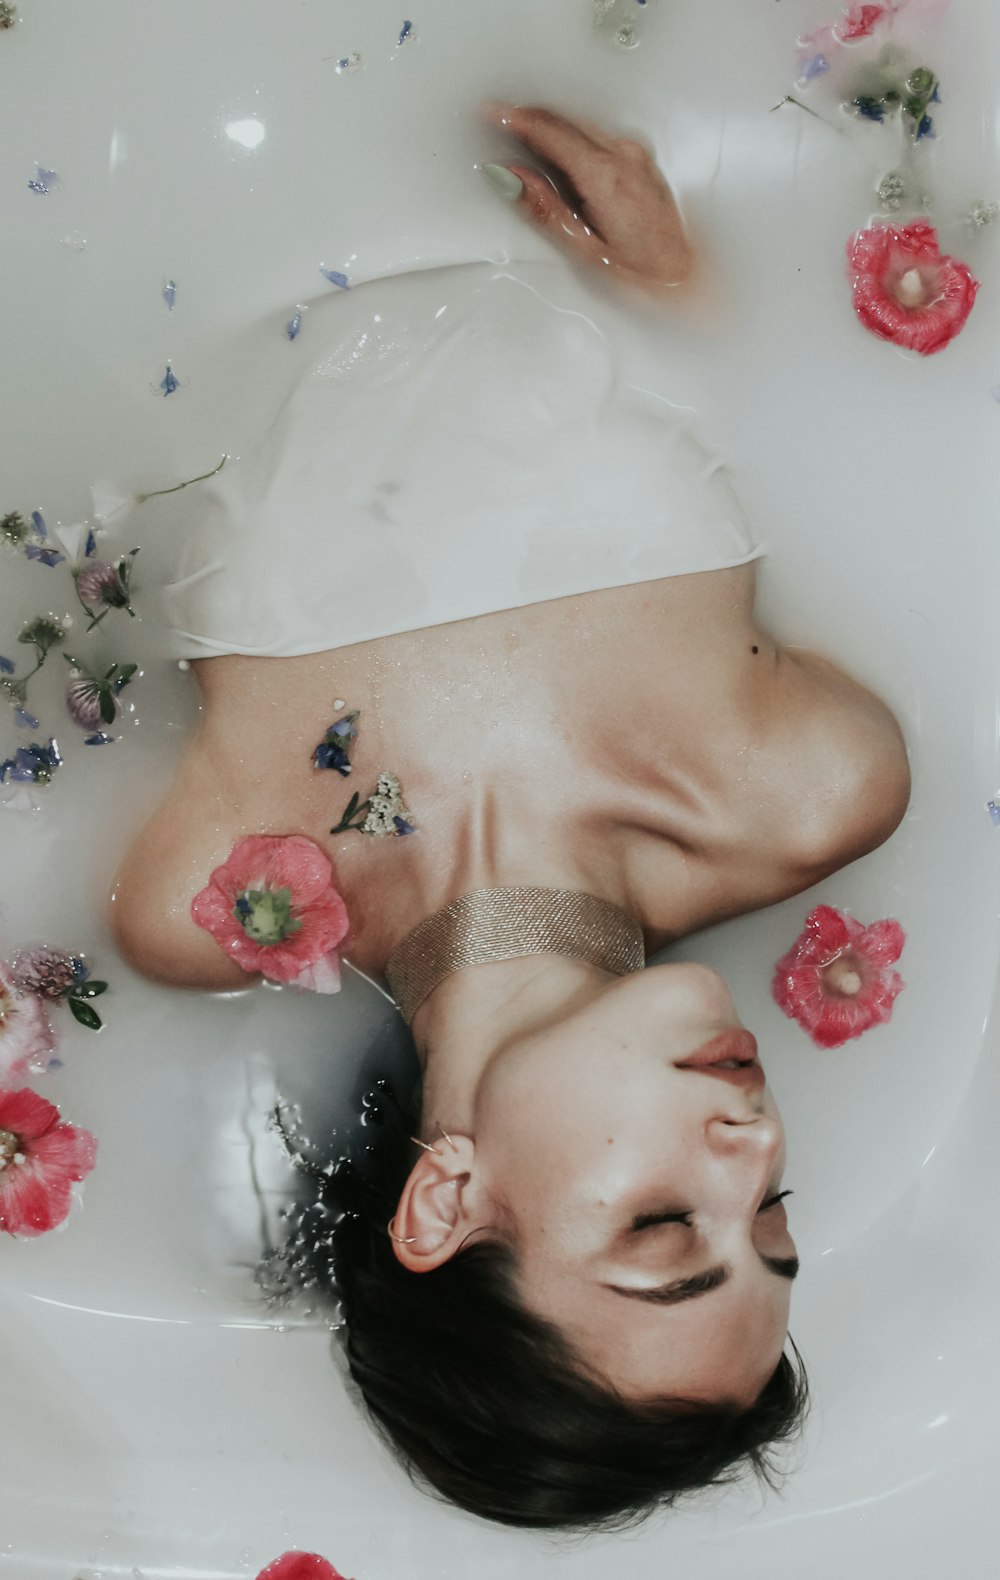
[1,1,998,1575]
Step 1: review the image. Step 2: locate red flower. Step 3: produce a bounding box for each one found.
[835,4,889,40]
[772,904,905,1048]
[0,1087,97,1236]
[846,220,980,355]
[256,1555,348,1580]
[0,960,57,1084]
[191,835,349,993]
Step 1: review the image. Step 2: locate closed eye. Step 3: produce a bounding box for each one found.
[631,1189,793,1232]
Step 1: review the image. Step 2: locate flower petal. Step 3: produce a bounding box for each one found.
[256,1553,347,1580]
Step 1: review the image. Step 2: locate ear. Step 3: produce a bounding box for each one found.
[389,1134,490,1273]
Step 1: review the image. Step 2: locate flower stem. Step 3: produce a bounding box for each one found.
[136,453,228,504]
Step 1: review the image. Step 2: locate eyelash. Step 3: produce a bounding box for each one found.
[632,1189,794,1231]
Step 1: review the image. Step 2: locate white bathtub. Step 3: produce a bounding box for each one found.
[2,0,998,1575]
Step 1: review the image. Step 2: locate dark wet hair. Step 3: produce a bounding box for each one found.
[285,1081,810,1532]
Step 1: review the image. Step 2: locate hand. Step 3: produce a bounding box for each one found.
[479,102,693,301]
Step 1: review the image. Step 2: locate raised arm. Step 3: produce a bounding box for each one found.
[479,101,692,300]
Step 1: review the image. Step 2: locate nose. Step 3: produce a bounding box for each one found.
[705,1112,783,1172]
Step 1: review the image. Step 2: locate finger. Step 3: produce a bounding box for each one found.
[503,163,610,265]
[483,101,618,164]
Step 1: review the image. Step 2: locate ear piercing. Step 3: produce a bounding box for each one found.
[408,1122,459,1155]
[387,1216,417,1245]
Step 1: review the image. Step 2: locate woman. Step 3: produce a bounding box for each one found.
[113,105,910,1528]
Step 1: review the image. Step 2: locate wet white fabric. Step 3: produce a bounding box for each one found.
[164,261,762,659]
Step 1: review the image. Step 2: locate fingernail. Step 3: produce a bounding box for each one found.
[480,163,523,202]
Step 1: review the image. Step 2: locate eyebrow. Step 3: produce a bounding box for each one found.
[606,1251,800,1307]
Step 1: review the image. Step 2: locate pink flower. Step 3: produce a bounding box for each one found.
[835,3,889,40]
[772,904,905,1048]
[846,220,980,355]
[191,835,349,993]
[256,1555,348,1580]
[0,960,57,1084]
[0,1086,97,1236]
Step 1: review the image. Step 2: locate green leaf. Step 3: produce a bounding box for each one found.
[69,998,103,1031]
[72,980,108,998]
[116,664,138,683]
[100,689,116,724]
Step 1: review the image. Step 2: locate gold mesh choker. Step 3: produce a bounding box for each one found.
[384,886,645,1025]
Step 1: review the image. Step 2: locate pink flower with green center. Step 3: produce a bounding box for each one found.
[191,834,349,993]
[772,904,906,1048]
[0,1086,97,1236]
[0,960,56,1084]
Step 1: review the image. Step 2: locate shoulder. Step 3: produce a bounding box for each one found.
[754,644,910,880]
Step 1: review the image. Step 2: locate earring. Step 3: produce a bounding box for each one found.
[387,1215,417,1245]
[435,1122,459,1153]
[409,1136,441,1155]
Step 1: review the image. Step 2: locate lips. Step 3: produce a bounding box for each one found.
[675,1028,766,1093]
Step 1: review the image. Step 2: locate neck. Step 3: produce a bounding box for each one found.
[412,952,619,1133]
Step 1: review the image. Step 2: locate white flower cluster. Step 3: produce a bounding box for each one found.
[362,771,413,837]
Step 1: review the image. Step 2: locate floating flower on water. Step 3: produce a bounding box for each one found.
[0,961,56,1084]
[84,732,114,746]
[0,739,62,786]
[74,550,138,629]
[1,511,29,549]
[0,4,18,30]
[27,165,58,195]
[162,278,177,310]
[255,1553,349,1580]
[10,947,107,1030]
[846,220,979,354]
[157,362,180,396]
[63,655,137,732]
[987,798,1000,826]
[19,614,69,657]
[0,1086,97,1237]
[320,266,350,289]
[191,834,349,993]
[14,708,39,730]
[286,306,308,341]
[772,904,905,1048]
[313,710,359,775]
[835,4,889,41]
[398,19,413,44]
[334,52,362,74]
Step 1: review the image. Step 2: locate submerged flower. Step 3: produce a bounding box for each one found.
[191,834,349,993]
[256,1554,348,1580]
[835,4,889,41]
[10,947,81,1001]
[772,904,905,1048]
[0,739,62,785]
[63,657,136,731]
[76,559,130,610]
[18,614,68,657]
[0,962,56,1084]
[0,1086,97,1236]
[319,266,350,289]
[846,220,979,354]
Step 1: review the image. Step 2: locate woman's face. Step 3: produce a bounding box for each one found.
[471,963,798,1407]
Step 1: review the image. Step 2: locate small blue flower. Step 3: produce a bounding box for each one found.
[84,732,115,746]
[287,309,303,340]
[930,84,941,103]
[28,165,58,194]
[854,98,886,123]
[988,800,1000,827]
[802,54,830,81]
[84,526,97,557]
[916,114,934,140]
[398,19,413,44]
[314,741,352,774]
[14,708,39,729]
[159,363,180,396]
[70,956,90,983]
[393,815,416,836]
[31,510,48,538]
[320,267,350,289]
[163,278,177,310]
[24,544,65,567]
[1,738,62,783]
[0,656,14,675]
